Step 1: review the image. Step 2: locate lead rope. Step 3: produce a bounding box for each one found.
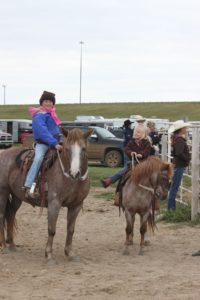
[131,152,140,169]
[57,150,88,181]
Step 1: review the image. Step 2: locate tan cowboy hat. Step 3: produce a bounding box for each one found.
[135,115,146,122]
[168,120,191,134]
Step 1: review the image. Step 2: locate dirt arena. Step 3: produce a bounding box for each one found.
[1,186,200,300]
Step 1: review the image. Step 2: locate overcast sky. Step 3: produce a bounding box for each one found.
[1,0,200,105]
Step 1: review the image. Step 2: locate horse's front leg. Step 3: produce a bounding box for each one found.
[64,204,82,258]
[45,200,61,260]
[124,209,134,246]
[139,215,148,255]
[0,192,10,252]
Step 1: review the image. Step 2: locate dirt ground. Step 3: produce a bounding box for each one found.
[0,187,200,300]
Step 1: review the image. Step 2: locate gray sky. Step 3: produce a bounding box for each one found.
[1,0,200,104]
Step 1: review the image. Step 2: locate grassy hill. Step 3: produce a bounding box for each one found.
[0,102,199,121]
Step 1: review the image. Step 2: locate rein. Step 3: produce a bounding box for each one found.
[138,184,154,194]
[57,150,88,181]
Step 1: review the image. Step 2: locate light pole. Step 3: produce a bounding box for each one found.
[79,41,84,104]
[2,84,6,105]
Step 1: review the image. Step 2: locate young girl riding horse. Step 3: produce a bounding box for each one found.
[101,126,151,188]
[24,91,62,198]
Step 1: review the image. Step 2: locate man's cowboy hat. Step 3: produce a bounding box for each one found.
[168,120,191,134]
[123,119,133,128]
[135,115,146,122]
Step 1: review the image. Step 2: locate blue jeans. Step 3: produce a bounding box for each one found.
[110,156,130,184]
[24,143,49,188]
[167,167,185,210]
[110,166,128,184]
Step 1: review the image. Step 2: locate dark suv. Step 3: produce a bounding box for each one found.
[61,124,124,167]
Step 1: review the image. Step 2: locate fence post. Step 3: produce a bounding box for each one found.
[161,134,168,161]
[191,127,200,220]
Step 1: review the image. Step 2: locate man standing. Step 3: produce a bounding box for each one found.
[167,120,191,210]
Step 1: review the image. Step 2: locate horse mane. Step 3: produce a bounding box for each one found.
[131,156,172,185]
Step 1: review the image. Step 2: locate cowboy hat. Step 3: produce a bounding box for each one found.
[168,120,191,134]
[135,115,146,122]
[123,119,133,128]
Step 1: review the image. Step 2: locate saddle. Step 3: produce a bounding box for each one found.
[16,148,58,206]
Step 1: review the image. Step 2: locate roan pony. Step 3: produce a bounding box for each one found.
[121,156,172,255]
[0,128,93,260]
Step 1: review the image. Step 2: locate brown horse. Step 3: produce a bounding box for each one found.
[0,128,93,260]
[121,156,172,255]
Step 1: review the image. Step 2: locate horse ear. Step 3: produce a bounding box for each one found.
[84,128,94,140]
[61,128,69,137]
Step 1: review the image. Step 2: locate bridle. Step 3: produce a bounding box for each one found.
[57,149,88,181]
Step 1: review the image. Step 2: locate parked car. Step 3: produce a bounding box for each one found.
[61,124,124,167]
[0,130,13,148]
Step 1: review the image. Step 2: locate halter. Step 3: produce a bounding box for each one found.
[57,150,88,181]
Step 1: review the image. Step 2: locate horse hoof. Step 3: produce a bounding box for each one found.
[46,258,58,266]
[144,240,151,246]
[192,250,200,257]
[68,255,81,262]
[9,246,17,252]
[138,248,144,255]
[122,248,129,255]
[124,241,133,246]
[1,248,10,254]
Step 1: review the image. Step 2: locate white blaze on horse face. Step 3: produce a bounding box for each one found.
[70,143,81,178]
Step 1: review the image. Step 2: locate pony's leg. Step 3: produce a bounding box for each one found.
[45,200,61,260]
[6,196,21,250]
[139,216,148,255]
[124,209,134,246]
[0,192,9,251]
[64,204,82,257]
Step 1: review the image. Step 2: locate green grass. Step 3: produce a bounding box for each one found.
[0,102,200,121]
[159,200,200,225]
[96,192,115,201]
[88,165,121,187]
[159,201,191,223]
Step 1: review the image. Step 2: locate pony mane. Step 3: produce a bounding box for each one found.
[131,156,172,185]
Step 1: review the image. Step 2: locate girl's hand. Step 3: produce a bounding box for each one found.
[131,151,136,157]
[136,154,142,158]
[55,144,63,151]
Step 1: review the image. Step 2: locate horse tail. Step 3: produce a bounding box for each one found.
[4,196,17,235]
[147,212,155,233]
[147,208,158,233]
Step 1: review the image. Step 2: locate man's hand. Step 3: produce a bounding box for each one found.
[55,144,63,151]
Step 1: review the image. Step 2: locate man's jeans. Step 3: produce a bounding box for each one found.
[167,167,185,210]
[24,143,49,188]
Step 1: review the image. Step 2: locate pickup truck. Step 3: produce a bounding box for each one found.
[61,124,124,167]
[0,130,13,148]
